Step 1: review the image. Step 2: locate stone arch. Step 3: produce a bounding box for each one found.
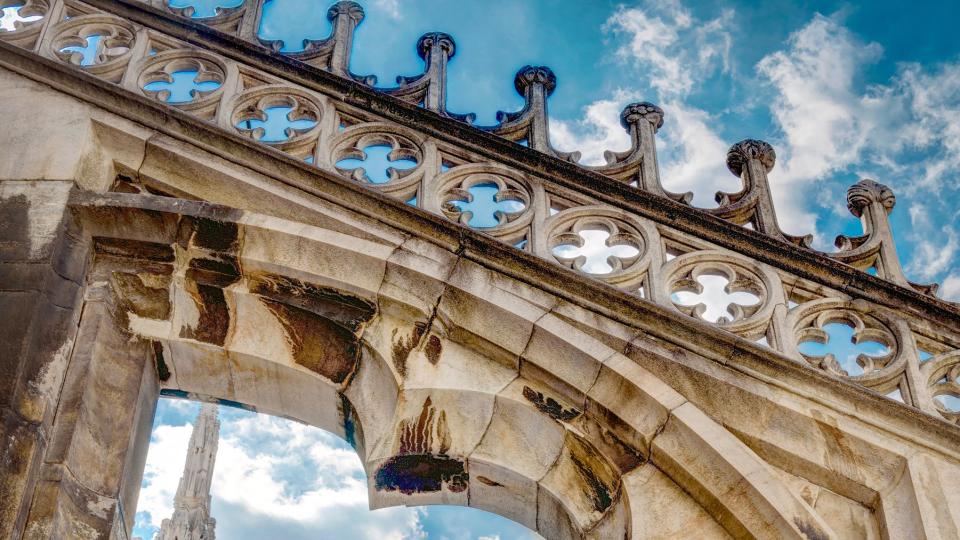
[66,190,839,539]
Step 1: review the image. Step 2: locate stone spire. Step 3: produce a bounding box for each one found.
[156,403,220,540]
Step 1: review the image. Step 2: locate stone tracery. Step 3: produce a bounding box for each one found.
[138,51,225,114]
[2,1,960,539]
[0,0,952,426]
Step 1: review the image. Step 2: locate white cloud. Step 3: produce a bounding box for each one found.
[901,203,958,282]
[136,409,425,540]
[657,101,741,207]
[756,14,960,260]
[136,424,193,533]
[371,0,401,20]
[553,1,738,209]
[552,3,960,283]
[604,3,732,98]
[551,92,635,166]
[756,15,886,185]
[906,228,958,281]
[894,62,960,192]
[941,274,960,302]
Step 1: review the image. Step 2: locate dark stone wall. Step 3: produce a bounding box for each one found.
[0,181,86,538]
[0,181,160,539]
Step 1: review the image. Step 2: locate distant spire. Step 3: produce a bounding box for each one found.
[156,403,220,540]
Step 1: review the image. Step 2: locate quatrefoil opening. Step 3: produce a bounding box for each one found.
[140,55,226,107]
[671,266,762,325]
[334,133,422,185]
[436,165,533,240]
[442,178,528,229]
[53,21,134,69]
[662,252,779,339]
[232,92,321,148]
[0,3,44,33]
[796,312,895,379]
[550,217,644,276]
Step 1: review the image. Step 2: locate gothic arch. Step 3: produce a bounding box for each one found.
[2,4,959,537]
[70,190,834,539]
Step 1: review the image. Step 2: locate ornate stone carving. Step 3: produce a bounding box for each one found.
[543,208,656,289]
[256,0,374,84]
[594,101,692,202]
[229,87,323,157]
[114,0,941,307]
[726,139,776,176]
[661,251,781,339]
[165,0,245,22]
[386,32,473,122]
[137,51,226,117]
[711,139,812,248]
[5,3,960,539]
[328,122,426,200]
[846,179,896,218]
[0,0,49,49]
[326,0,363,21]
[833,179,937,295]
[47,15,136,82]
[620,102,664,133]
[417,31,455,61]
[435,163,533,244]
[514,64,557,97]
[483,66,580,162]
[785,298,904,386]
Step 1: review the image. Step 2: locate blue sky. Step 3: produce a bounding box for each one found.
[133,398,539,539]
[249,0,960,297]
[132,0,960,538]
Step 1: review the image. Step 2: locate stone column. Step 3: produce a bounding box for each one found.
[0,180,85,538]
[0,180,160,539]
[20,286,159,540]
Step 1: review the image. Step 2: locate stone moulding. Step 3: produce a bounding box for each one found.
[3,2,960,539]
[122,0,944,294]
[52,0,960,309]
[1,0,959,426]
[65,189,960,538]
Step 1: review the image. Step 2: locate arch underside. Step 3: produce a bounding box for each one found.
[0,32,958,539]
[75,188,885,540]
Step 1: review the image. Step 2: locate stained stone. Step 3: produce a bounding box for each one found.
[0,1,958,539]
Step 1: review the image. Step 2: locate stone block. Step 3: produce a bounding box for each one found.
[0,181,73,263]
[0,72,93,181]
[471,381,566,484]
[622,463,731,539]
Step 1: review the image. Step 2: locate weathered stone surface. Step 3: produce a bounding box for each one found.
[623,464,731,539]
[0,73,93,181]
[651,402,836,539]
[1,4,960,538]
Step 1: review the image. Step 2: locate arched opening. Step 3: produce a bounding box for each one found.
[60,193,837,540]
[133,396,541,539]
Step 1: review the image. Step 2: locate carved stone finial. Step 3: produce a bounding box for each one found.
[726,139,776,177]
[514,65,556,97]
[619,102,664,133]
[417,32,456,60]
[327,1,364,22]
[847,179,896,217]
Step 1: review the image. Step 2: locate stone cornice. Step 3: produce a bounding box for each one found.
[2,4,958,447]
[47,0,960,334]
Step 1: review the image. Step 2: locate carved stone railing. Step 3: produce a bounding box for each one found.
[1,0,958,425]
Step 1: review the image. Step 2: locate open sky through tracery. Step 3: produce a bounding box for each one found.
[132,0,960,538]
